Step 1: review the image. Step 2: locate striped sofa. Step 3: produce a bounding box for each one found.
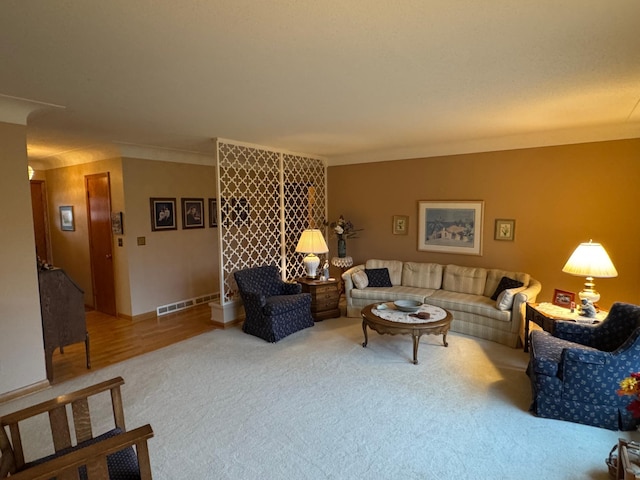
[342,259,541,348]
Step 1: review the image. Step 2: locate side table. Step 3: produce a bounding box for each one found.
[331,256,353,296]
[524,302,608,352]
[297,277,341,321]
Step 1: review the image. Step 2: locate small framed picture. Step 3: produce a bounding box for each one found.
[494,219,515,241]
[181,198,205,229]
[59,206,75,231]
[150,198,177,231]
[111,212,123,235]
[553,289,575,309]
[392,215,408,235]
[209,198,218,227]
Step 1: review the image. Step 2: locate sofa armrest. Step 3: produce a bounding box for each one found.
[513,277,542,334]
[341,265,364,307]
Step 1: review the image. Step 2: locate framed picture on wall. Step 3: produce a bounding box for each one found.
[209,198,218,227]
[417,200,483,255]
[181,198,205,229]
[494,219,515,241]
[150,198,177,231]
[59,206,75,231]
[392,215,408,235]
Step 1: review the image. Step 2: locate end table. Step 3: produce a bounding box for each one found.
[297,277,341,321]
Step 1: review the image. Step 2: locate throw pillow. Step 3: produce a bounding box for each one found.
[491,276,524,301]
[365,268,393,287]
[352,270,369,289]
[496,286,526,311]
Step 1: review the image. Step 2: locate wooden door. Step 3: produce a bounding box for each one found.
[30,180,51,263]
[85,173,117,316]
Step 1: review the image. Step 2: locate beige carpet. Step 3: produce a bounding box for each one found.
[2,316,636,479]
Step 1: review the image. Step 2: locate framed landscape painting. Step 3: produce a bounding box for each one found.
[417,200,484,255]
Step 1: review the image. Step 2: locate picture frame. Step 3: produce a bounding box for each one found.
[209,198,218,227]
[150,197,177,231]
[494,219,515,241]
[111,212,123,235]
[181,198,205,229]
[392,215,409,235]
[59,206,75,231]
[417,200,483,255]
[553,289,575,309]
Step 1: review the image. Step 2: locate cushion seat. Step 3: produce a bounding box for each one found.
[427,290,511,322]
[349,285,436,303]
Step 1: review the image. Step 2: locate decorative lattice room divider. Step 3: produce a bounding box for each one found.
[215,139,326,311]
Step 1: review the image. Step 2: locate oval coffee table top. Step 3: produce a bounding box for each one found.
[369,302,448,324]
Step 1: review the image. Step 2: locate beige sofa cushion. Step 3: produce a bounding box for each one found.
[442,264,487,296]
[401,262,443,289]
[483,269,530,298]
[352,270,369,289]
[365,259,403,286]
[496,286,526,311]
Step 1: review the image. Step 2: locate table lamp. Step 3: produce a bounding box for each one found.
[295,229,329,278]
[561,240,618,305]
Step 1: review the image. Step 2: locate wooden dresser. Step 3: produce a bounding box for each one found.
[297,277,341,321]
[38,268,90,381]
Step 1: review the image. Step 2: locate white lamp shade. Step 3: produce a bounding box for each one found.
[296,229,328,278]
[295,229,329,254]
[562,241,618,278]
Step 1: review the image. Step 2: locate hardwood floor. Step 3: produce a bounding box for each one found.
[50,304,219,384]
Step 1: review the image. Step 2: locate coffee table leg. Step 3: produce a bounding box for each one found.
[412,334,419,365]
[362,320,368,348]
[442,332,448,347]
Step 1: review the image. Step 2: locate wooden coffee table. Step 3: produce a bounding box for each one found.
[361,302,452,364]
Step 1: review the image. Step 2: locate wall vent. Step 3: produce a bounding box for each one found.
[156,292,219,316]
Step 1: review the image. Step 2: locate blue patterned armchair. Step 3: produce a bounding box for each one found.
[528,302,640,430]
[234,265,314,342]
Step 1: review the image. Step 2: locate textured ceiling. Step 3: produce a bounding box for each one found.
[1,0,639,168]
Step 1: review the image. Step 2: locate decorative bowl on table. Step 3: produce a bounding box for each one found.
[393,299,421,312]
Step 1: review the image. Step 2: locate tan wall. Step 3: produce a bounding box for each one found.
[327,139,640,310]
[45,158,124,309]
[122,158,219,316]
[0,122,47,394]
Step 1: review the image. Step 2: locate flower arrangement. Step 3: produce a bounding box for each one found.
[617,372,640,418]
[329,215,361,239]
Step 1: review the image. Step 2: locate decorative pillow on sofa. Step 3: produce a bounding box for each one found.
[496,286,526,311]
[352,270,369,289]
[491,276,524,301]
[365,268,393,287]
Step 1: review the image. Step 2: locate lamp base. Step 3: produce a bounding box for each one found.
[303,253,320,278]
[578,276,601,306]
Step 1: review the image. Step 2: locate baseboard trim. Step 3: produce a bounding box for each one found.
[212,318,243,329]
[0,379,50,405]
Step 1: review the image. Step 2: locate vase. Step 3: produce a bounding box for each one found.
[338,237,347,258]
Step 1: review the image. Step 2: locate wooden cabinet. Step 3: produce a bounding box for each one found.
[38,268,90,381]
[297,278,341,321]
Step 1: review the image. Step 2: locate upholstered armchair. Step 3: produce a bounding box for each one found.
[528,302,640,430]
[234,265,314,343]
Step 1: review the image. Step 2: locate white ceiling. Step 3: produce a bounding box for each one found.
[2,0,640,168]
